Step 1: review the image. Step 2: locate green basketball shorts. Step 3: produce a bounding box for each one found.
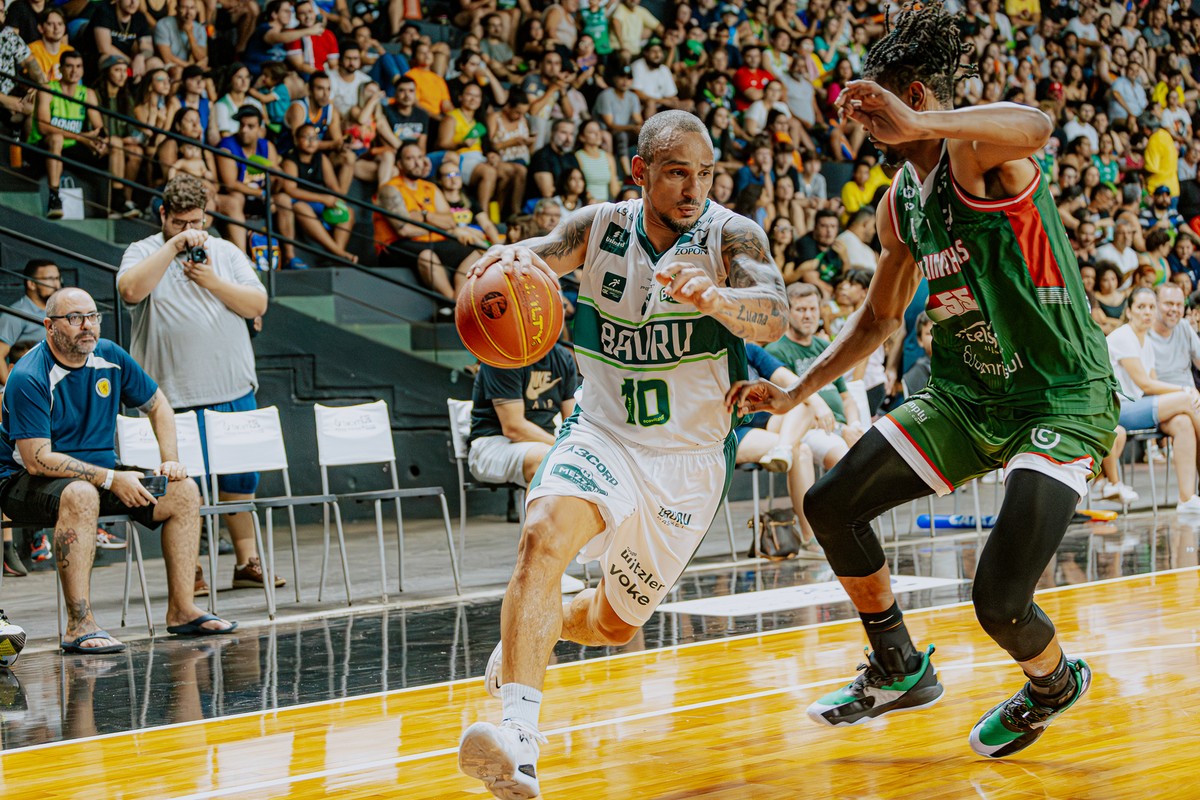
[874,386,1118,499]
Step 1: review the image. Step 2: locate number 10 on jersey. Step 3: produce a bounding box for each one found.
[621,378,671,426]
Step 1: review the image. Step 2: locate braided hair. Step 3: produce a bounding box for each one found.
[862,3,977,108]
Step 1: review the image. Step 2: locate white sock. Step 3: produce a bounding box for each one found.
[500,683,543,730]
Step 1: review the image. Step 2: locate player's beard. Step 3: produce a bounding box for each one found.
[649,201,700,236]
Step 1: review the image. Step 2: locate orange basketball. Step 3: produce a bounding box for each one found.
[455,265,563,368]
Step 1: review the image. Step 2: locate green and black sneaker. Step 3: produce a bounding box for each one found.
[969,658,1092,758]
[807,644,944,726]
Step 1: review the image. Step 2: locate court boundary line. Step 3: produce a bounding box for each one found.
[170,638,1200,800]
[3,564,1195,758]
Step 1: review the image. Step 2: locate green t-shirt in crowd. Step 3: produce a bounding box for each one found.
[764,335,847,423]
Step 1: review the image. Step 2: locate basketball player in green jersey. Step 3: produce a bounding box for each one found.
[458,109,787,799]
[728,4,1118,759]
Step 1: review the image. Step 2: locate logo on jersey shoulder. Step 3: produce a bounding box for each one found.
[918,239,971,281]
[95,378,111,398]
[674,223,711,255]
[601,271,627,301]
[1031,428,1062,451]
[599,222,630,256]
[551,463,609,496]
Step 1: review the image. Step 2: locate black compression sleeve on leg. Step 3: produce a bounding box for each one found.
[804,427,936,578]
[971,469,1079,662]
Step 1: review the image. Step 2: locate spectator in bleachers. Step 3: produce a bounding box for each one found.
[573,118,618,203]
[785,207,843,291]
[281,122,359,263]
[836,205,877,272]
[479,12,520,82]
[177,65,219,146]
[0,286,238,650]
[1107,286,1200,515]
[154,0,208,77]
[405,40,452,118]
[543,0,579,53]
[609,0,663,57]
[732,43,771,113]
[88,0,155,82]
[1091,261,1128,336]
[242,0,306,79]
[732,136,773,199]
[31,51,107,220]
[551,165,591,213]
[1097,219,1140,283]
[354,24,406,96]
[375,141,478,301]
[765,282,861,470]
[382,74,430,152]
[520,48,567,150]
[94,53,143,219]
[1170,236,1200,288]
[117,174,277,594]
[28,8,71,83]
[1142,185,1188,241]
[1144,116,1180,198]
[0,6,42,125]
[630,38,687,117]
[448,48,507,117]
[284,72,352,192]
[437,81,508,221]
[329,38,372,116]
[215,64,268,140]
[766,216,794,272]
[524,117,577,210]
[6,0,44,45]
[135,68,181,162]
[436,158,501,247]
[593,63,641,176]
[286,0,339,77]
[0,259,59,387]
[343,80,399,188]
[217,105,299,266]
[528,197,561,236]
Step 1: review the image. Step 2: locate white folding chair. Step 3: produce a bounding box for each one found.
[314,401,461,600]
[203,406,346,608]
[446,398,527,572]
[116,412,271,617]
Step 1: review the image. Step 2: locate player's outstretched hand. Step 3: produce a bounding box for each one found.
[725,378,792,416]
[465,245,557,282]
[836,80,921,146]
[655,263,720,314]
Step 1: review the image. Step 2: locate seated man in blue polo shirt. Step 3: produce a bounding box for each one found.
[0,288,237,654]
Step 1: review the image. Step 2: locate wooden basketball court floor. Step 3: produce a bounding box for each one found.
[1,523,1198,799]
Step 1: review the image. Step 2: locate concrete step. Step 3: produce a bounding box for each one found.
[275,294,337,324]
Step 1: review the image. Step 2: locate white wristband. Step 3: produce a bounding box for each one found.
[101,470,114,491]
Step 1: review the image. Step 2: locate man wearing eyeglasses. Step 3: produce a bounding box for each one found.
[117,174,275,596]
[0,287,238,653]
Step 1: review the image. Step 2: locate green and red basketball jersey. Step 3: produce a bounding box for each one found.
[885,150,1116,414]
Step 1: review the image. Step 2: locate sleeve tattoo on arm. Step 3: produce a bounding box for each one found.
[719,219,788,335]
[529,205,599,260]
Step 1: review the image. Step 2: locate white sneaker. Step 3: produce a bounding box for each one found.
[1100,481,1139,505]
[485,641,503,698]
[0,611,26,668]
[459,720,546,800]
[758,445,793,473]
[560,573,585,594]
[1176,496,1200,515]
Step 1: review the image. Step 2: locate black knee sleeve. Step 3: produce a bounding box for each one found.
[803,428,933,577]
[971,469,1078,662]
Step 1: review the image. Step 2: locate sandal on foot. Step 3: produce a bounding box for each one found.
[60,630,125,654]
[167,614,238,637]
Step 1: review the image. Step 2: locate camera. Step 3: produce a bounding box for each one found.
[188,245,207,264]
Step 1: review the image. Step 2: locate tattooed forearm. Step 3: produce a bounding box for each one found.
[526,204,599,263]
[714,219,788,341]
[28,440,102,483]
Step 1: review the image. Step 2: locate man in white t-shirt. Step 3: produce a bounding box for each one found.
[835,206,878,271]
[1149,283,1200,389]
[1062,103,1099,152]
[1095,220,1140,281]
[630,39,688,116]
[328,40,372,116]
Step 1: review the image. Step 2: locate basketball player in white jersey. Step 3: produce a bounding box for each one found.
[457,110,788,799]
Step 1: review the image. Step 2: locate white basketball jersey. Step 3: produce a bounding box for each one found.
[572,198,747,450]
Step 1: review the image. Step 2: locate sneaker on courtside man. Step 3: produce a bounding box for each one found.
[969,658,1092,758]
[807,645,944,726]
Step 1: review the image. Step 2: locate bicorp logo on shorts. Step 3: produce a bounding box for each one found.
[1030,427,1061,450]
[551,463,609,496]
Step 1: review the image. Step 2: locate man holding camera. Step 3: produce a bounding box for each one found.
[117,175,275,595]
[0,287,237,653]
